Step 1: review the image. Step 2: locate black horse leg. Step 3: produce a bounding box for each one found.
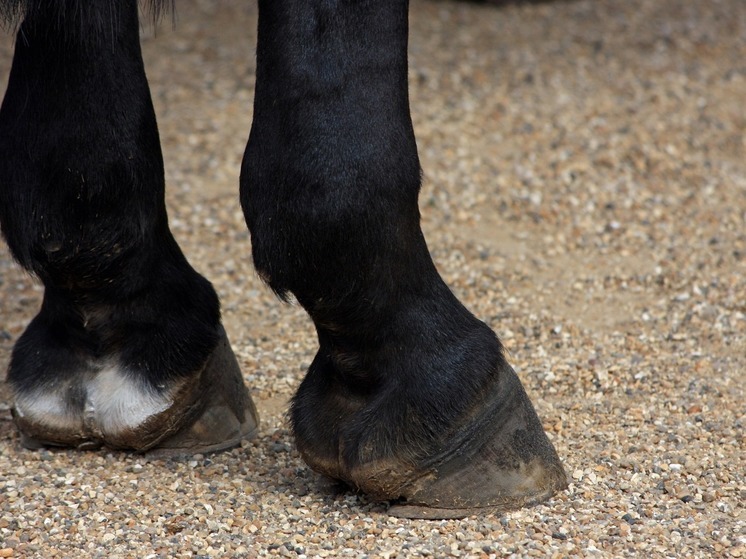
[241,0,566,518]
[0,1,258,453]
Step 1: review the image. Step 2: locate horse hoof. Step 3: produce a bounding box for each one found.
[11,327,259,455]
[382,367,566,519]
[145,333,260,458]
[295,357,567,519]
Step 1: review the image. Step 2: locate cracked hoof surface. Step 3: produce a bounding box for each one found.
[11,327,258,456]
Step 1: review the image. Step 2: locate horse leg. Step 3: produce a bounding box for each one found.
[241,0,566,518]
[0,0,258,454]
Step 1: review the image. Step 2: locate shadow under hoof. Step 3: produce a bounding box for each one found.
[12,327,259,456]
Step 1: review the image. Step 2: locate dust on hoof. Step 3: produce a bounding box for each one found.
[11,327,259,456]
[146,334,260,458]
[297,359,566,518]
[385,460,566,519]
[383,367,567,518]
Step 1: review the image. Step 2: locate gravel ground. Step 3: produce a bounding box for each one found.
[0,0,744,557]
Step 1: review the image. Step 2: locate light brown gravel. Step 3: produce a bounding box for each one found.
[0,0,744,557]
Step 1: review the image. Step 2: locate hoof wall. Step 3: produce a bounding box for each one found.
[387,469,565,520]
[146,331,259,457]
[350,366,567,518]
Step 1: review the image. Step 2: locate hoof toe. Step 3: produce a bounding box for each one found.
[387,367,567,518]
[386,457,566,519]
[146,334,259,458]
[326,365,566,519]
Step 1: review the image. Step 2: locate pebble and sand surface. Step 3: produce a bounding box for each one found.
[0,0,743,557]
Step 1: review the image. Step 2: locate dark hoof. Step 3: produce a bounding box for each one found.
[294,346,566,518]
[11,327,258,455]
[146,334,260,458]
[378,367,565,519]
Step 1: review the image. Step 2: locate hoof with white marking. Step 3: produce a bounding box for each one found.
[9,327,258,455]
